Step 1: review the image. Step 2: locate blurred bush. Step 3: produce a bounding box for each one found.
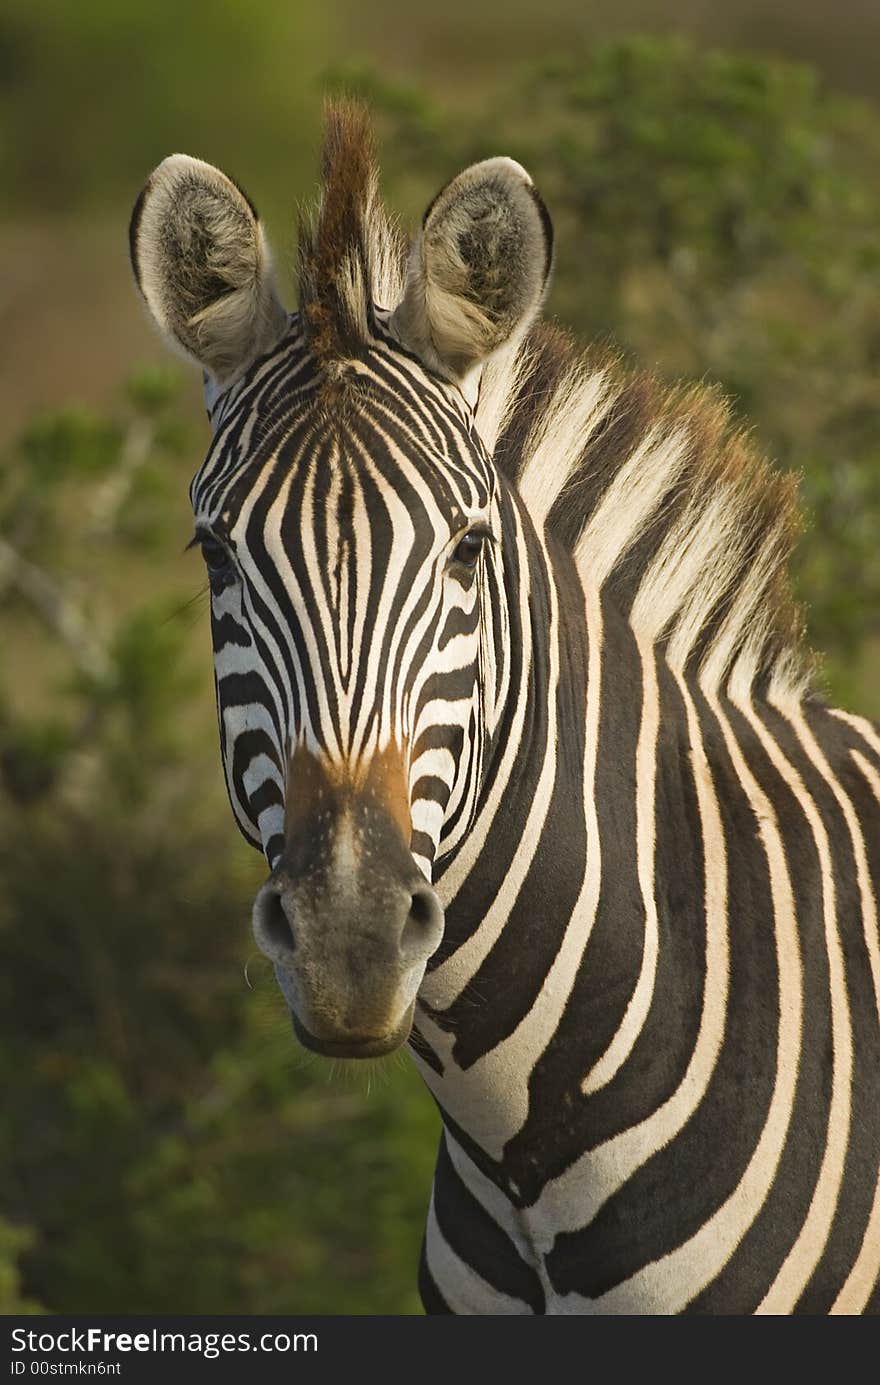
[3,37,880,1316]
[0,0,329,216]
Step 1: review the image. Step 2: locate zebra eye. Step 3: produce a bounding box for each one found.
[452,531,487,569]
[199,536,236,587]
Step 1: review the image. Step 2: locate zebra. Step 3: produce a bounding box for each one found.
[128,100,880,1314]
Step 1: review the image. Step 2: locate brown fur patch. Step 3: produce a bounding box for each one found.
[284,742,412,843]
[298,99,406,362]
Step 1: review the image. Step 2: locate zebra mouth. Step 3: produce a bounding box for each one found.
[289,1003,415,1059]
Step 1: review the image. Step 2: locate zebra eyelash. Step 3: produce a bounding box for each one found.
[186,526,239,589]
[186,525,234,555]
[450,522,496,546]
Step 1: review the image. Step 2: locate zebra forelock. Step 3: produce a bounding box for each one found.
[297,99,406,364]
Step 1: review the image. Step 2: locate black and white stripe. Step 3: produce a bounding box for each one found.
[417,573,880,1312]
[193,321,502,880]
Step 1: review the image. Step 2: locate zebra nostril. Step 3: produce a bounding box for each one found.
[400,884,444,963]
[253,885,296,960]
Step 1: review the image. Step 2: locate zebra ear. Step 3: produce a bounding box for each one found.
[390,157,553,392]
[129,155,288,387]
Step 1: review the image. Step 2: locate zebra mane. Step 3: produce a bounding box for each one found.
[306,101,812,702]
[476,324,812,701]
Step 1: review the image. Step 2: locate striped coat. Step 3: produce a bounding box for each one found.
[130,101,880,1313]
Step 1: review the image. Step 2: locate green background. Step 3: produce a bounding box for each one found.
[2,1,879,1314]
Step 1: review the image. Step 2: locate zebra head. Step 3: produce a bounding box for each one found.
[129,104,552,1056]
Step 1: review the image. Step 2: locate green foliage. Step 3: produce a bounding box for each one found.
[0,1218,43,1314]
[0,0,331,216]
[124,365,183,416]
[18,408,123,482]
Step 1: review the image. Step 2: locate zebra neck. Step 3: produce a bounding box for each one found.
[414,502,677,1166]
[428,492,578,962]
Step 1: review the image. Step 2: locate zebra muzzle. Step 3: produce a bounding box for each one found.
[250,750,444,1057]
